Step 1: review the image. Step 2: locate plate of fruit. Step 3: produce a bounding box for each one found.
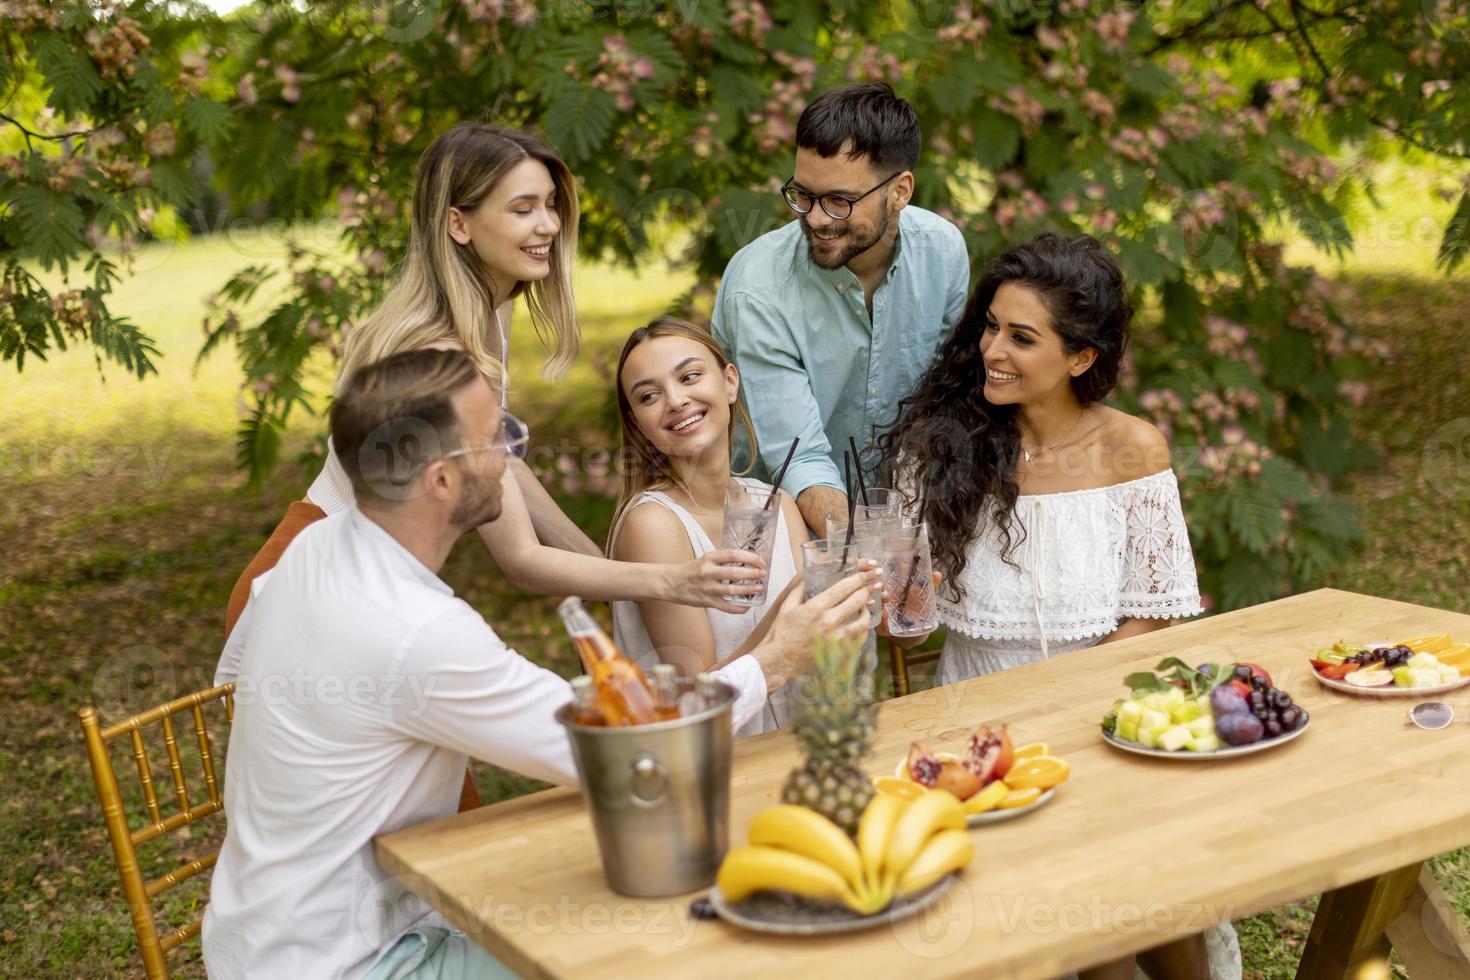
[1102,659,1309,758]
[712,792,971,934]
[876,724,1070,825]
[1309,634,1470,697]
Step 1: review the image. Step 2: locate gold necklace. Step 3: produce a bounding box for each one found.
[1021,408,1088,463]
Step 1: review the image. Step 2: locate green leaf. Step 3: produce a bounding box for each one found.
[31,32,102,116]
[1437,191,1470,274]
[544,84,617,165]
[1227,483,1285,555]
[182,97,234,144]
[237,403,284,488]
[969,107,1021,171]
[1123,671,1166,693]
[10,185,87,271]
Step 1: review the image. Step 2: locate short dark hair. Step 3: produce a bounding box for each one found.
[331,348,482,506]
[795,83,921,173]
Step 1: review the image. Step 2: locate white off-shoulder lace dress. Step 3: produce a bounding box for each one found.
[935,469,1239,980]
[936,468,1204,685]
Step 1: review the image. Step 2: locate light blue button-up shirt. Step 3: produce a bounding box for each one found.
[712,205,970,496]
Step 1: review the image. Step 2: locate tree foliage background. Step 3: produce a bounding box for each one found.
[4,0,1469,609]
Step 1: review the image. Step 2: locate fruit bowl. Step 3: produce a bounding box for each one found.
[708,876,953,935]
[879,727,1067,826]
[1310,637,1470,698]
[1102,660,1309,756]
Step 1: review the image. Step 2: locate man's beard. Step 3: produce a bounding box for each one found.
[450,469,502,528]
[801,205,891,270]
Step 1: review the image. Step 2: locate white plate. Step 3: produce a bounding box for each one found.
[1313,671,1470,698]
[709,876,952,935]
[1101,709,1310,759]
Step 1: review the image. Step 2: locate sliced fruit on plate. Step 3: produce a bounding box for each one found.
[1436,643,1470,667]
[1004,756,1071,792]
[872,776,925,802]
[997,786,1042,809]
[1344,669,1394,688]
[1013,742,1050,761]
[1399,633,1452,654]
[962,779,1010,815]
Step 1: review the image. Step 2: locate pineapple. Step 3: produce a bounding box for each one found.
[781,636,877,838]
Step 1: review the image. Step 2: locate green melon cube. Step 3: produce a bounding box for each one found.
[1157,725,1193,752]
[1186,735,1221,752]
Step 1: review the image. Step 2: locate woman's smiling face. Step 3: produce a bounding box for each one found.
[447,157,560,295]
[620,334,740,459]
[979,281,1095,407]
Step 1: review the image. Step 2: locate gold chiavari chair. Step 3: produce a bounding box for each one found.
[887,637,941,698]
[78,683,234,979]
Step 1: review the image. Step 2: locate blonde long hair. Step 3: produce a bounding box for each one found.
[607,317,757,553]
[338,123,579,393]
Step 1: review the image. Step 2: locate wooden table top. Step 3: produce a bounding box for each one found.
[375,589,1470,978]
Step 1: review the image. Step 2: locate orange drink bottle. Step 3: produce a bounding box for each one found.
[651,664,681,721]
[557,597,658,726]
[569,675,606,726]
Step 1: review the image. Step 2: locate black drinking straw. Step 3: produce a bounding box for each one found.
[840,450,857,563]
[762,436,800,511]
[848,436,869,506]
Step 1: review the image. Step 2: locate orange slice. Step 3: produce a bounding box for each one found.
[1003,756,1071,792]
[1434,643,1470,666]
[1013,742,1051,761]
[1398,633,1452,654]
[872,776,925,802]
[963,779,1010,815]
[997,786,1043,809]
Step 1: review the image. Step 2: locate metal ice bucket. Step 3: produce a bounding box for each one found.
[555,677,734,897]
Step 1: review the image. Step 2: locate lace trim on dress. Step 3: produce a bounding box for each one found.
[937,469,1203,645]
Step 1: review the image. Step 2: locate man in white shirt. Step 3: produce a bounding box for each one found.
[203,348,874,980]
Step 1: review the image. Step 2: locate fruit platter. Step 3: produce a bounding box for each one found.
[1102,659,1309,758]
[878,724,1070,825]
[712,792,972,934]
[710,636,974,934]
[1309,633,1470,697]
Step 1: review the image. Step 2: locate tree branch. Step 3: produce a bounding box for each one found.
[0,111,98,151]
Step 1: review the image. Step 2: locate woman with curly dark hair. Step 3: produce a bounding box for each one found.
[882,234,1230,977]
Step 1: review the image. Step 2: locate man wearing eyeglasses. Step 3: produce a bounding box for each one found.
[712,82,970,536]
[204,348,875,980]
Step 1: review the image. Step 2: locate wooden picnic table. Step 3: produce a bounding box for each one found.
[375,589,1470,978]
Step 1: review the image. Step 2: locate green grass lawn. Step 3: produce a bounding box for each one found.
[2,201,1468,977]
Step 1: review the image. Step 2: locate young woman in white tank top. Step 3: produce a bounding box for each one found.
[608,318,857,737]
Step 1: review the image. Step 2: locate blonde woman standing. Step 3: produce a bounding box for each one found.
[227,123,766,634]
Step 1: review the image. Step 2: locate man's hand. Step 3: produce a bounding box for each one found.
[751,567,879,693]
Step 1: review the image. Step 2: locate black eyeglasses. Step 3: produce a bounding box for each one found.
[781,171,903,220]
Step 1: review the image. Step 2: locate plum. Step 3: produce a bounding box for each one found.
[1210,685,1249,716]
[1216,711,1265,746]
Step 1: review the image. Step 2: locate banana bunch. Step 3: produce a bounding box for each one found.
[716,791,972,915]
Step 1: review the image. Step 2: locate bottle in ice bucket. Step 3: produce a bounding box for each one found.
[651,664,681,721]
[569,675,606,726]
[557,597,658,726]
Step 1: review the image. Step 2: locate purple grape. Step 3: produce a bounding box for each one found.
[1216,712,1265,746]
[1211,685,1249,716]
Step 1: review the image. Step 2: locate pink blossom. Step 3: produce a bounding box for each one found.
[632,58,655,79]
[237,72,257,106]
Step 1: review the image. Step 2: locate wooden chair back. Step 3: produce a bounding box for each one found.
[78,683,234,979]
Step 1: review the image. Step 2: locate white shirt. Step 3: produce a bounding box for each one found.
[204,508,768,979]
[611,478,796,737]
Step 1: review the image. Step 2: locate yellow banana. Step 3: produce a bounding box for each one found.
[747,804,864,892]
[857,793,905,887]
[883,788,966,882]
[716,845,862,910]
[896,828,974,897]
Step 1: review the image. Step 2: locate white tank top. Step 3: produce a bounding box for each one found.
[611,477,797,737]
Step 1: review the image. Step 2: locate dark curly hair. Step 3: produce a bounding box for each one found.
[878,233,1133,597]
